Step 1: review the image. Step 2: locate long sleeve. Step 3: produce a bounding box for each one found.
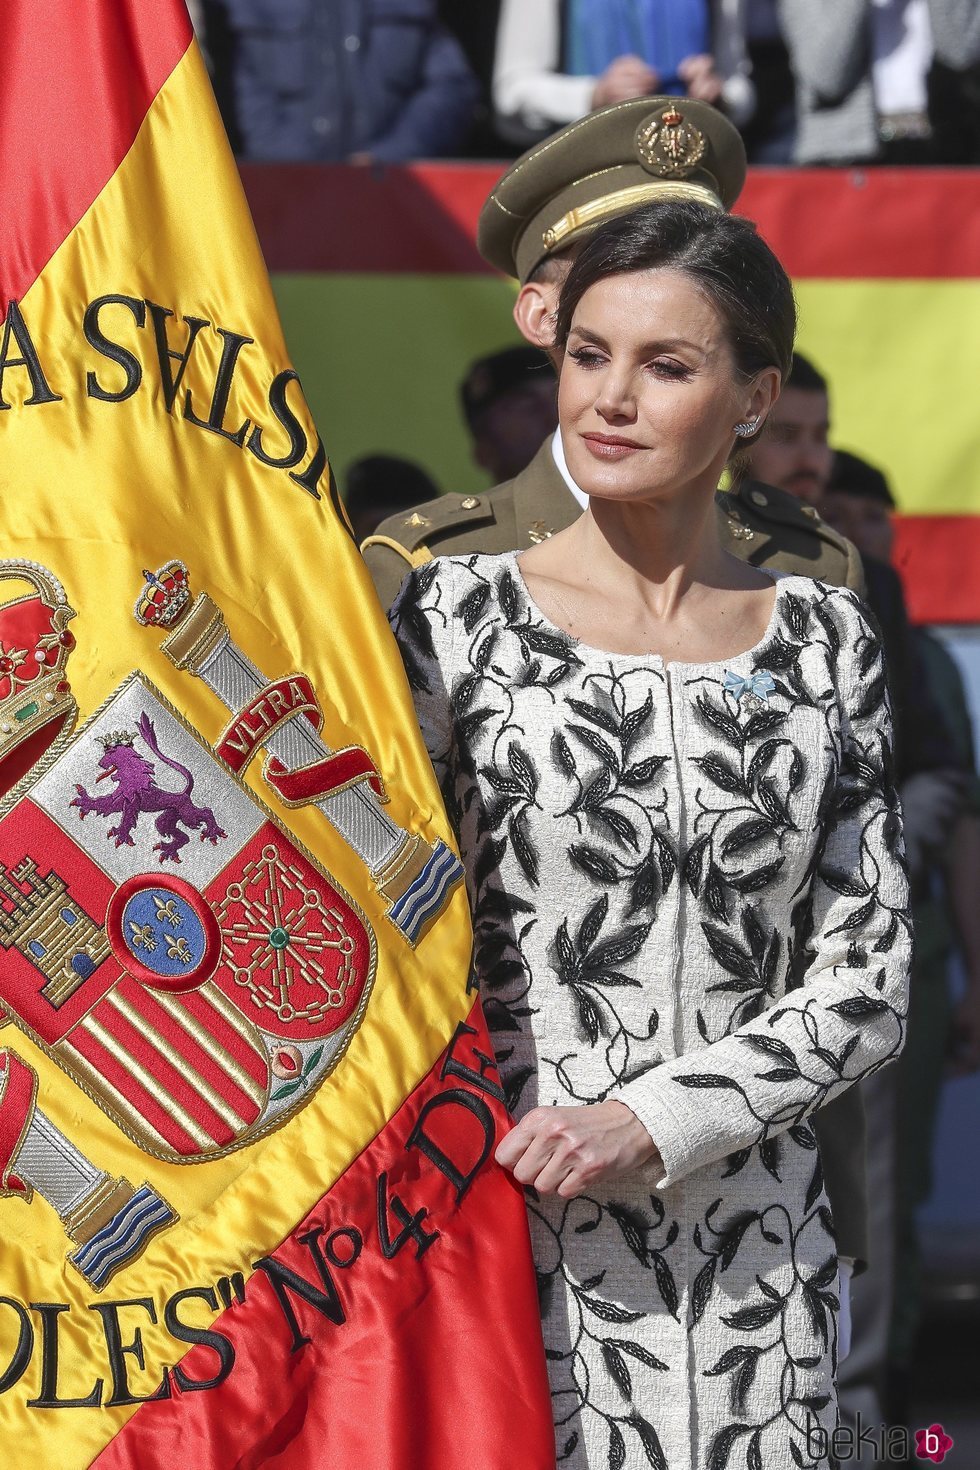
[492,0,595,142]
[611,589,912,1189]
[388,560,456,791]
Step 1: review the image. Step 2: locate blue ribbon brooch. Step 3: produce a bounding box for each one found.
[723,669,776,703]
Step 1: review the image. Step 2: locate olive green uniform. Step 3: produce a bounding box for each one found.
[364,436,870,1270]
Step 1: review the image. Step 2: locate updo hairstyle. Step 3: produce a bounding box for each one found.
[553,201,797,448]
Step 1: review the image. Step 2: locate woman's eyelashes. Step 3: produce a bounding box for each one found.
[568,347,693,381]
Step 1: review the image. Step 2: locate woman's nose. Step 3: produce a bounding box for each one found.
[595,372,636,422]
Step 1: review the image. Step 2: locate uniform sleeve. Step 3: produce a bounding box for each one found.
[611,590,912,1189]
[387,560,457,791]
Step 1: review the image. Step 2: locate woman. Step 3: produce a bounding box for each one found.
[390,203,910,1469]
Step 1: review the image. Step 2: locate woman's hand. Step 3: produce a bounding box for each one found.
[495,1100,662,1198]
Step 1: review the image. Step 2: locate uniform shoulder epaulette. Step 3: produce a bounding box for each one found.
[360,492,498,568]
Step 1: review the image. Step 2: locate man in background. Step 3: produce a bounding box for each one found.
[461,346,558,485]
[821,448,980,1428]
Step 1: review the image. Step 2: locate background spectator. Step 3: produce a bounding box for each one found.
[820,448,980,1429]
[345,454,440,542]
[461,346,558,484]
[491,0,755,147]
[206,0,479,162]
[779,0,980,164]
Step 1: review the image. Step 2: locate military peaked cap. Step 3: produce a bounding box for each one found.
[479,96,747,284]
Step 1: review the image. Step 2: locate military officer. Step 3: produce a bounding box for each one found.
[363,97,870,1330]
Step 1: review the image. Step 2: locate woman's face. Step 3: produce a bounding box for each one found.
[559,267,775,504]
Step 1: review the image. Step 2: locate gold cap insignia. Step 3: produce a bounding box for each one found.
[636,107,707,178]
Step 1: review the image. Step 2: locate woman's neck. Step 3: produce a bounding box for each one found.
[572,481,734,617]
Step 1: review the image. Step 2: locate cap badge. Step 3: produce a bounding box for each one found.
[636,106,707,178]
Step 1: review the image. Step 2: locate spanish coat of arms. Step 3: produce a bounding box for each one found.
[0,558,461,1289]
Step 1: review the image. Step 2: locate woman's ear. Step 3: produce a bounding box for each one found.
[743,368,781,432]
[513,281,560,355]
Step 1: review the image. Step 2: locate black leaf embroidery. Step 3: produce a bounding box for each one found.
[602,1341,633,1400]
[695,693,745,747]
[652,1252,679,1319]
[571,985,601,1045]
[614,1339,669,1372]
[622,755,668,786]
[509,811,540,886]
[576,1290,644,1325]
[570,723,621,772]
[608,1202,650,1264]
[829,995,889,1017]
[627,1414,668,1470]
[746,738,783,788]
[691,1255,716,1326]
[622,690,654,747]
[722,816,773,858]
[459,583,490,633]
[567,696,620,734]
[683,833,711,895]
[577,894,609,953]
[608,1424,626,1470]
[569,843,622,884]
[498,568,519,622]
[707,1422,752,1470]
[702,924,757,981]
[695,753,748,795]
[552,729,577,777]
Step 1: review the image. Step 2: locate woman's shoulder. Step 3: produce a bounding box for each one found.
[776,573,874,633]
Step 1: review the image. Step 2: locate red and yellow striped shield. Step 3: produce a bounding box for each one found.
[0,5,553,1465]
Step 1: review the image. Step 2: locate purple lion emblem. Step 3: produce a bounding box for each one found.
[72,712,226,863]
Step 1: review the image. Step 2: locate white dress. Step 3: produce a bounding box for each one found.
[390,551,910,1470]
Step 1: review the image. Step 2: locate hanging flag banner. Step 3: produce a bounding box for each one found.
[0,4,553,1466]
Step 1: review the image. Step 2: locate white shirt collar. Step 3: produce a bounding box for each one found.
[551,427,589,511]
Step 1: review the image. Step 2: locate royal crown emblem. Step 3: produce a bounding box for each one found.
[0,555,463,1290]
[0,560,78,796]
[636,106,707,178]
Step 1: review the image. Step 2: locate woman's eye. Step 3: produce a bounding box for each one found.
[569,348,606,369]
[650,359,691,380]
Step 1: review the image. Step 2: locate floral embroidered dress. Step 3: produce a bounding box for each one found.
[390,551,910,1470]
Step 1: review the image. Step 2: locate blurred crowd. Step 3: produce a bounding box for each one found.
[191,0,980,166]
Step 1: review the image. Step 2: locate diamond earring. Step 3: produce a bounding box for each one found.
[733,419,760,438]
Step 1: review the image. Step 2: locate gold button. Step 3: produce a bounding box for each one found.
[460,497,480,510]
[750,489,768,507]
[405,512,430,527]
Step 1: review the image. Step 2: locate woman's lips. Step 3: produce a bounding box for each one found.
[581,433,644,461]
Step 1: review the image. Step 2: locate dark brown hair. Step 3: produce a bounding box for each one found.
[554,200,796,385]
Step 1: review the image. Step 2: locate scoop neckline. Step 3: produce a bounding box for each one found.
[506,548,795,672]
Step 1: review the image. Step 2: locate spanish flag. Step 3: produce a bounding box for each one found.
[0,4,553,1465]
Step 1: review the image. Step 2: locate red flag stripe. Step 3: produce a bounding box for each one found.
[65,1027,204,1157]
[68,1002,246,1154]
[241,164,980,279]
[114,976,268,1122]
[893,515,980,624]
[0,0,192,318]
